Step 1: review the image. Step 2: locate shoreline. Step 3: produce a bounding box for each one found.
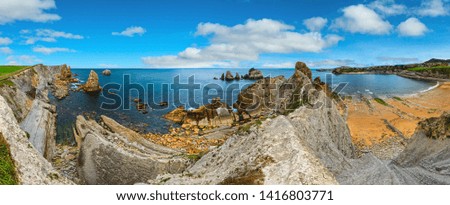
[345,82,450,150]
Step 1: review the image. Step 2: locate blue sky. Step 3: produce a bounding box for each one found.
[0,0,449,68]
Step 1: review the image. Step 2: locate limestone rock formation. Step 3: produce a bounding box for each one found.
[243,68,264,80]
[80,70,102,92]
[235,72,240,80]
[225,71,234,81]
[75,115,190,184]
[220,73,225,81]
[164,106,187,123]
[295,62,312,80]
[0,65,63,160]
[0,95,73,184]
[52,64,77,99]
[102,69,111,76]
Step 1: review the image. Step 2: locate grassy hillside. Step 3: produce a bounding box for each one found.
[0,133,18,185]
[0,65,30,86]
[0,65,29,76]
[408,66,450,74]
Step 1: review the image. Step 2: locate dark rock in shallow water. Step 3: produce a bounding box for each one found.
[235,72,240,80]
[243,68,263,80]
[159,101,168,107]
[213,77,218,80]
[102,69,111,76]
[225,71,234,81]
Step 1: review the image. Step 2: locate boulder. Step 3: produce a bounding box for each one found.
[75,115,190,184]
[81,70,102,92]
[102,69,111,76]
[225,71,234,81]
[220,73,225,81]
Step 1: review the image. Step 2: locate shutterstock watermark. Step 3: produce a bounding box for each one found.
[99,74,348,112]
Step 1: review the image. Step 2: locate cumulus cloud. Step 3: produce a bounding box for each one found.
[377,56,420,63]
[417,0,448,17]
[0,0,61,24]
[142,19,342,68]
[307,59,358,68]
[369,0,407,16]
[0,47,13,54]
[23,29,84,45]
[6,55,42,65]
[0,37,13,45]
[397,18,429,36]
[303,17,328,32]
[261,62,294,68]
[112,26,146,37]
[331,4,393,35]
[33,46,75,55]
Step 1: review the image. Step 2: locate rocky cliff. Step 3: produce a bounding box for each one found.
[0,95,73,184]
[0,65,66,160]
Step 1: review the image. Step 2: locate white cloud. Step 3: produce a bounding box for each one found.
[0,0,61,24]
[261,62,294,68]
[331,4,393,35]
[112,26,146,37]
[417,0,448,17]
[0,37,13,45]
[142,19,342,68]
[377,56,420,63]
[0,47,13,54]
[397,18,429,36]
[6,55,42,65]
[303,17,328,32]
[369,0,407,16]
[23,29,84,45]
[307,59,358,68]
[99,63,119,68]
[33,46,75,55]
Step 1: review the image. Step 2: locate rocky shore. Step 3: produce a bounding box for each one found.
[0,62,449,185]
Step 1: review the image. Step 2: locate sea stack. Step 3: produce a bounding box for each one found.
[243,68,263,80]
[235,72,240,80]
[81,70,102,92]
[225,71,234,81]
[102,69,111,76]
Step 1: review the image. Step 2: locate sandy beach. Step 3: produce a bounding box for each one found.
[346,82,450,148]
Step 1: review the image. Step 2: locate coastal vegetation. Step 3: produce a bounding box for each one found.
[374,98,389,106]
[407,66,450,74]
[0,65,30,87]
[0,133,18,185]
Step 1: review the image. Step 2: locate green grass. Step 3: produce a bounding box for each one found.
[393,96,403,101]
[0,66,28,76]
[374,98,389,106]
[0,133,18,185]
[0,80,15,87]
[407,66,450,74]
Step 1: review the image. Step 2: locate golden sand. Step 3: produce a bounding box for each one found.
[346,82,450,148]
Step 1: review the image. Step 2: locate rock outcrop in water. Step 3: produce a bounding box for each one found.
[243,68,264,80]
[102,69,111,76]
[80,70,102,92]
[52,64,77,99]
[75,115,190,184]
[0,95,73,184]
